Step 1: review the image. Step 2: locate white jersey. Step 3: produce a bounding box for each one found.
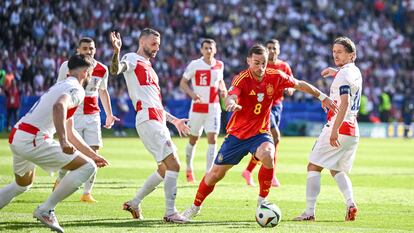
[121,52,165,125]
[183,57,224,114]
[17,77,85,136]
[327,63,362,136]
[57,60,108,115]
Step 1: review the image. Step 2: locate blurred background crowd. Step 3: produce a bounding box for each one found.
[0,0,413,131]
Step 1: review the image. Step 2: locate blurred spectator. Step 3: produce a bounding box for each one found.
[4,79,20,131]
[0,0,413,124]
[379,90,392,122]
[114,88,129,137]
[358,94,370,122]
[402,89,414,138]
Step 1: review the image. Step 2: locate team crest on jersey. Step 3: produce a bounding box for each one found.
[257,93,264,102]
[217,153,223,163]
[266,83,274,97]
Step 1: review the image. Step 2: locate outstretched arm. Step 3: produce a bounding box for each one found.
[294,80,338,114]
[110,31,128,75]
[166,111,190,137]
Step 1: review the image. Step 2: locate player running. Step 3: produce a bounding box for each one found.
[182,44,338,219]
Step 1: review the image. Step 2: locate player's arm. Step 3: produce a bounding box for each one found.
[179,77,201,102]
[99,89,119,128]
[321,67,338,78]
[218,79,228,98]
[53,94,74,154]
[166,111,190,137]
[225,94,242,112]
[66,118,109,167]
[330,87,350,147]
[110,31,127,75]
[293,80,338,114]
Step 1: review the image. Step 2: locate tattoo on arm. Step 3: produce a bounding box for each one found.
[110,52,127,75]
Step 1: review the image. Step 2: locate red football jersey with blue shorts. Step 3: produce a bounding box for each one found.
[215,68,296,165]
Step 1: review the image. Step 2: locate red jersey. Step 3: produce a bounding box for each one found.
[226,68,296,139]
[267,59,293,105]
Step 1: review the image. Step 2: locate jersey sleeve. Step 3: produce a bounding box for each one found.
[99,65,109,90]
[277,71,297,89]
[66,87,85,108]
[57,61,69,82]
[228,74,244,96]
[284,62,293,76]
[335,70,352,95]
[120,53,137,73]
[182,61,195,80]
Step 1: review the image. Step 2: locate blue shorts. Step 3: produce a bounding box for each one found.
[215,133,273,165]
[270,103,283,129]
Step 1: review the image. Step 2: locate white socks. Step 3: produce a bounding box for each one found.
[0,181,31,209]
[83,172,97,194]
[206,144,217,172]
[334,172,355,206]
[131,171,163,207]
[39,162,96,211]
[185,143,196,172]
[164,170,179,216]
[305,171,321,215]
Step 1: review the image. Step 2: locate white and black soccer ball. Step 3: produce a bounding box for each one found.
[255,202,282,228]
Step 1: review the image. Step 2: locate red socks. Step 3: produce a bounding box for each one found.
[245,156,259,172]
[258,165,274,198]
[194,176,215,207]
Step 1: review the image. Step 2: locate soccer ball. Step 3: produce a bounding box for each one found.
[255,202,282,227]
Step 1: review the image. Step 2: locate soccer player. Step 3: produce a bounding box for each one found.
[182,44,338,219]
[53,37,119,203]
[293,37,362,221]
[110,28,190,223]
[0,54,109,233]
[242,39,294,187]
[179,38,227,183]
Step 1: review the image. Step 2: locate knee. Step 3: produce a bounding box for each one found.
[274,136,280,145]
[83,160,98,176]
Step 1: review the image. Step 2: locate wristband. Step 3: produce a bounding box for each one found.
[318,93,327,101]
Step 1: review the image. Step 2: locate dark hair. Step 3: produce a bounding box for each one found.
[334,37,356,54]
[201,38,216,47]
[265,39,279,46]
[139,28,161,40]
[78,37,94,47]
[248,44,268,57]
[68,54,94,70]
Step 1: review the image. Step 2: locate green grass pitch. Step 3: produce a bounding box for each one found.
[0,136,413,232]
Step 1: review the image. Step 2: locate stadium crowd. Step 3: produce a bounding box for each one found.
[0,0,413,123]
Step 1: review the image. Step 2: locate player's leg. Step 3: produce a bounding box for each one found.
[332,135,359,221]
[80,115,102,202]
[205,112,220,173]
[186,112,204,182]
[0,169,34,209]
[270,104,283,187]
[252,135,275,206]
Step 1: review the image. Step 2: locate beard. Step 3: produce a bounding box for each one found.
[143,47,157,58]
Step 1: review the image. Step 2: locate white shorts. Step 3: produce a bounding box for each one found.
[73,113,103,148]
[188,111,221,137]
[10,130,81,176]
[309,125,359,173]
[136,120,177,163]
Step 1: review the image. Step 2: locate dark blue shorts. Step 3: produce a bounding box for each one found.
[270,103,283,129]
[215,133,274,165]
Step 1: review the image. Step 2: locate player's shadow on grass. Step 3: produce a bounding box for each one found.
[0,222,45,231]
[62,218,258,229]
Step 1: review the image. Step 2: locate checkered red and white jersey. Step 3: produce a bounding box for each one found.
[121,52,165,125]
[57,60,108,115]
[17,77,85,136]
[182,58,224,114]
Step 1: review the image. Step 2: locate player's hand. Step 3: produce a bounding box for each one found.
[330,131,340,147]
[285,88,295,96]
[104,115,120,129]
[60,141,76,154]
[171,118,190,137]
[321,67,338,78]
[226,103,242,112]
[322,97,338,114]
[93,154,109,168]
[110,31,122,53]
[192,94,202,103]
